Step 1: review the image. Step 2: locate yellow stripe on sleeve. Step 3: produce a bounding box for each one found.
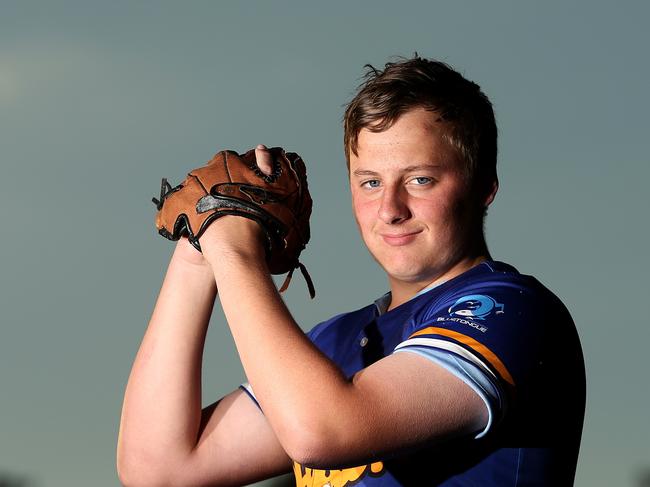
[410,326,515,386]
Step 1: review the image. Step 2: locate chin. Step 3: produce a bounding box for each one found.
[390,270,437,286]
[379,260,433,284]
[375,248,457,285]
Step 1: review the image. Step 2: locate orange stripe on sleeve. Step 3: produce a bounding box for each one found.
[410,326,515,386]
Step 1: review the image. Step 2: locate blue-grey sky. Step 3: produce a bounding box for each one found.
[1,1,648,486]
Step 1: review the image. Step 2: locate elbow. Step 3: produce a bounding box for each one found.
[116,432,182,487]
[279,417,350,468]
[283,433,322,468]
[286,433,361,470]
[117,468,172,487]
[116,468,144,487]
[273,412,322,466]
[117,468,141,487]
[274,391,364,468]
[278,405,384,469]
[116,463,153,487]
[116,452,175,487]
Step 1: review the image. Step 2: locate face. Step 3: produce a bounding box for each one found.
[349,107,490,291]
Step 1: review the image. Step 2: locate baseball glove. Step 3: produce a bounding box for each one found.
[152,146,314,297]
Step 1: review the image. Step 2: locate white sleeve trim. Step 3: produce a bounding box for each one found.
[239,382,260,409]
[395,337,497,380]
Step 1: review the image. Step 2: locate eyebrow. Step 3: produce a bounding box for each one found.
[352,164,442,177]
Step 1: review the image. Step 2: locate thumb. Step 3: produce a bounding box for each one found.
[254,144,273,176]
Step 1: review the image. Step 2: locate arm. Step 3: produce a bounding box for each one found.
[116,238,291,487]
[201,219,488,469]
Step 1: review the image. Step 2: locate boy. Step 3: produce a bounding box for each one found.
[118,55,585,486]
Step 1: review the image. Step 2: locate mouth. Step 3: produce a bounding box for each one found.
[379,230,422,246]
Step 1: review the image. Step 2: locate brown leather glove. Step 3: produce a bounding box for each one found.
[152,146,314,297]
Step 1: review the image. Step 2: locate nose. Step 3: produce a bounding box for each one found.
[378,184,411,224]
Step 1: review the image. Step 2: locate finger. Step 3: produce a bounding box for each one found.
[255,144,273,176]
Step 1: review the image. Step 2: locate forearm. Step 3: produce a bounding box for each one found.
[117,244,217,479]
[209,249,354,454]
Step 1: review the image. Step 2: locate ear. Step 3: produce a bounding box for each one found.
[483,177,499,208]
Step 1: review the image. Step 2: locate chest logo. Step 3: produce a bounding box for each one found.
[448,294,504,320]
[293,461,384,487]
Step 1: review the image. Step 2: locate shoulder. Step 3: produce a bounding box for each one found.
[399,261,579,396]
[305,302,378,352]
[410,261,572,333]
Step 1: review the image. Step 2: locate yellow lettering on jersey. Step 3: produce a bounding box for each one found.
[293,461,384,487]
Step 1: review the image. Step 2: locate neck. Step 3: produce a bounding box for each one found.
[387,252,491,312]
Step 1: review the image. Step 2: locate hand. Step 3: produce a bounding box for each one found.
[153,142,312,293]
[199,144,274,264]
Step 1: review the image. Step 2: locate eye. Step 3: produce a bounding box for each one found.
[361,179,381,189]
[409,176,433,186]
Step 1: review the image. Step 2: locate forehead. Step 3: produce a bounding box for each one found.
[350,108,461,171]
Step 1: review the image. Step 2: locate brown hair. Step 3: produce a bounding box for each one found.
[343,55,498,195]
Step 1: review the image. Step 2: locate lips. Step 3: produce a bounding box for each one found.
[379,230,422,246]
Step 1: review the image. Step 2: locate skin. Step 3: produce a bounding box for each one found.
[117,109,498,486]
[349,107,497,309]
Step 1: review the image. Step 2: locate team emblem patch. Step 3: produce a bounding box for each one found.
[448,294,504,320]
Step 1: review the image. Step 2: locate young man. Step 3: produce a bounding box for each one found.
[117,56,586,486]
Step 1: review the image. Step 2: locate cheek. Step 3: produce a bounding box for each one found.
[444,197,477,240]
[413,194,468,234]
[351,195,377,228]
[413,197,449,223]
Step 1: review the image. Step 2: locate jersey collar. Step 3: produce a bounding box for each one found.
[373,280,447,316]
[373,261,499,316]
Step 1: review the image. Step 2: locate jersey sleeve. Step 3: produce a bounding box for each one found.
[393,281,547,437]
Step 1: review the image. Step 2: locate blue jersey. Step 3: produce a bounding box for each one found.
[244,261,585,486]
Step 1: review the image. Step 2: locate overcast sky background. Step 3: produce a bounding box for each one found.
[1,1,649,486]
